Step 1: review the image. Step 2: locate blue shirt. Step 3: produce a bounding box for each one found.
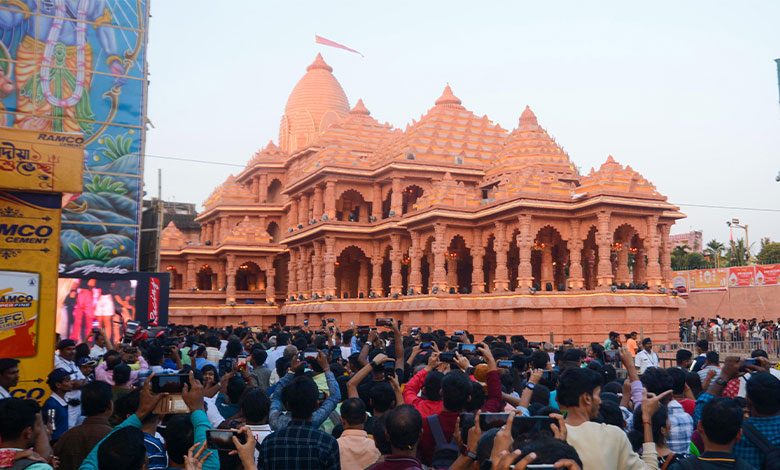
[258,420,340,470]
[42,394,69,440]
[144,432,167,470]
[694,392,780,469]
[195,357,216,370]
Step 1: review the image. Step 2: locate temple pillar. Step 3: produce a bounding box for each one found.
[389,234,403,294]
[297,248,307,297]
[287,250,297,299]
[324,182,336,221]
[220,216,229,240]
[517,215,533,289]
[390,178,402,217]
[432,223,447,292]
[250,177,258,202]
[311,241,323,296]
[358,261,369,297]
[226,255,236,302]
[205,223,213,245]
[323,237,336,296]
[186,260,196,290]
[265,266,275,304]
[372,183,382,220]
[660,225,672,288]
[494,221,509,291]
[289,198,298,230]
[645,216,662,287]
[635,248,647,285]
[299,194,309,225]
[371,248,383,297]
[216,262,225,291]
[446,257,457,292]
[596,211,614,288]
[567,220,584,290]
[258,174,268,203]
[313,186,323,221]
[540,243,554,289]
[409,232,422,293]
[471,228,485,293]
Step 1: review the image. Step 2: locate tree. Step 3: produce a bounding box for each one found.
[726,238,748,266]
[686,252,707,269]
[757,241,780,265]
[705,239,725,268]
[671,244,690,270]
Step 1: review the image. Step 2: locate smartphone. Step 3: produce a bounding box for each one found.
[383,361,395,377]
[303,350,319,361]
[91,320,100,329]
[542,370,554,380]
[218,358,235,375]
[327,318,335,323]
[321,319,327,327]
[458,343,477,354]
[743,358,757,366]
[331,348,342,360]
[454,330,465,335]
[206,429,246,451]
[303,319,309,326]
[605,350,620,362]
[421,342,433,349]
[440,351,455,363]
[151,374,189,394]
[411,327,420,335]
[357,326,370,335]
[236,355,247,367]
[497,360,514,369]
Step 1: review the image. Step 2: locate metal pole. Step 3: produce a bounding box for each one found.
[155,169,163,272]
[745,225,750,265]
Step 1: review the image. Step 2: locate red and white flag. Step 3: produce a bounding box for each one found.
[315,35,363,57]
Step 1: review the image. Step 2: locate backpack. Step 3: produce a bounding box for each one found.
[742,421,780,470]
[427,414,459,469]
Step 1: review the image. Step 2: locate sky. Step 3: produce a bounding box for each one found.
[143,1,780,252]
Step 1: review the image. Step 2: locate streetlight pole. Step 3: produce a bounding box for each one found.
[726,219,750,265]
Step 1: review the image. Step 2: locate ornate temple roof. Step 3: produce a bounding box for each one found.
[415,171,482,210]
[248,140,287,165]
[203,174,255,209]
[374,85,508,166]
[486,106,579,184]
[279,54,350,153]
[575,155,666,200]
[160,221,186,250]
[224,216,271,245]
[298,99,400,173]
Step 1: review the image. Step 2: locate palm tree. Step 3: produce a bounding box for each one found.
[671,244,690,270]
[727,238,748,266]
[705,239,725,268]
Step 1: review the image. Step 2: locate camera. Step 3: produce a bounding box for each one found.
[376,318,393,327]
[206,429,247,451]
[440,351,456,363]
[151,374,189,394]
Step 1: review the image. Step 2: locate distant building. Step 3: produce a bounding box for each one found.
[669,230,703,253]
[139,200,200,271]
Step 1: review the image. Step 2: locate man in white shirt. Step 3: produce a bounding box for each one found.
[89,329,111,360]
[263,332,291,369]
[53,339,87,428]
[0,358,20,399]
[634,338,660,374]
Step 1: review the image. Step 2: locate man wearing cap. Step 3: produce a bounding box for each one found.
[53,340,87,429]
[77,358,96,381]
[0,358,20,399]
[41,369,73,441]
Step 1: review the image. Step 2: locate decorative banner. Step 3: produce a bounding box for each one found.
[0,191,61,402]
[672,271,689,297]
[728,266,756,287]
[688,268,729,292]
[148,277,160,326]
[0,128,83,193]
[0,1,150,275]
[756,264,780,286]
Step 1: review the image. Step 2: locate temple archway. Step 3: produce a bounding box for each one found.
[508,230,520,291]
[583,226,599,290]
[402,185,424,214]
[335,246,370,299]
[236,261,264,291]
[382,191,392,219]
[447,235,473,294]
[267,178,283,203]
[166,266,182,289]
[381,246,392,296]
[420,236,434,294]
[612,224,639,287]
[197,264,213,291]
[267,221,280,243]
[336,189,369,222]
[484,234,497,292]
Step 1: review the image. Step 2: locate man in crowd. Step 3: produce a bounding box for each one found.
[691,339,709,373]
[0,399,54,470]
[0,358,20,399]
[337,398,380,469]
[675,349,693,370]
[696,351,721,382]
[53,339,87,429]
[53,381,113,470]
[634,338,660,374]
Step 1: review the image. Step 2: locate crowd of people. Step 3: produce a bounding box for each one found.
[1,319,780,470]
[679,316,780,345]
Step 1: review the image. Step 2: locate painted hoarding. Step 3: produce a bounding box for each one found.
[0,0,150,275]
[728,266,756,287]
[755,264,780,286]
[688,268,728,292]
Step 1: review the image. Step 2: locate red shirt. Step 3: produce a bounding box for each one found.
[418,409,461,466]
[678,398,696,416]
[481,370,503,412]
[403,369,443,418]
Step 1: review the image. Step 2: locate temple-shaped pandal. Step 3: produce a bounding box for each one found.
[161,54,685,341]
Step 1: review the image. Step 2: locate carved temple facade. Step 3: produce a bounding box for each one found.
[160,54,686,342]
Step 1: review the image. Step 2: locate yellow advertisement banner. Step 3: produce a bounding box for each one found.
[688,268,729,292]
[0,128,83,193]
[0,191,61,402]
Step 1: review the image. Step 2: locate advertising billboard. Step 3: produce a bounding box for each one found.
[728,266,756,287]
[0,0,150,275]
[688,268,728,292]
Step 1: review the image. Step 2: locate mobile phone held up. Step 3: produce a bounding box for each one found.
[151,374,189,394]
[206,429,247,451]
[376,318,393,327]
[497,360,514,369]
[458,343,478,354]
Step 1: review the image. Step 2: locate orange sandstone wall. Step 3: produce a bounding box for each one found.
[681,285,780,321]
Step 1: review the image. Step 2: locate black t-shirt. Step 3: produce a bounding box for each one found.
[668,452,754,470]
